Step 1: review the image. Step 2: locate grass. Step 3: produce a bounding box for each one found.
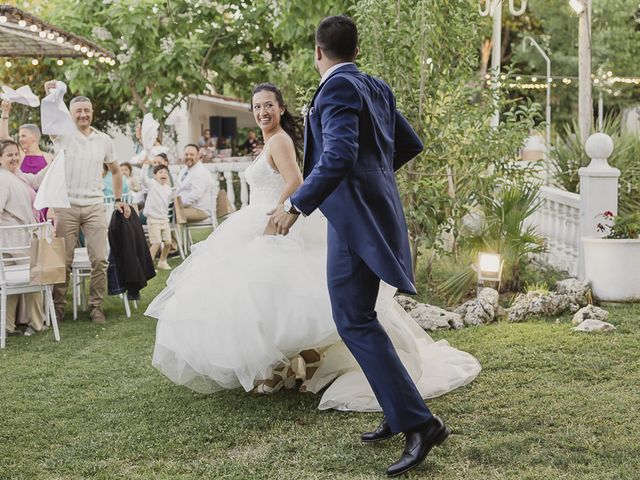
[2,253,640,479]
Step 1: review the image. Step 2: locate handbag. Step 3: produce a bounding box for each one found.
[29,235,66,285]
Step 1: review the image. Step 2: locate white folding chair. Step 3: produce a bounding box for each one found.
[0,222,60,349]
[183,183,218,253]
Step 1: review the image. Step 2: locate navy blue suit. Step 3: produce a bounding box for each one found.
[291,64,432,433]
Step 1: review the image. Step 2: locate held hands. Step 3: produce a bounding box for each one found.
[266,203,299,236]
[116,201,132,219]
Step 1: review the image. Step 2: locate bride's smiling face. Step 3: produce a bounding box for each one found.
[252,90,284,134]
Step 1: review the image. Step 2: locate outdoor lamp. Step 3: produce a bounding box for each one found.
[569,0,586,14]
[477,252,503,292]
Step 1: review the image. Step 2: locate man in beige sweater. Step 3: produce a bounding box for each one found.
[43,80,131,324]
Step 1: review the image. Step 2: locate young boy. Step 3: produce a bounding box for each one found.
[141,164,173,270]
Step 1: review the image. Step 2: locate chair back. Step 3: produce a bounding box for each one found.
[104,193,133,221]
[0,222,52,284]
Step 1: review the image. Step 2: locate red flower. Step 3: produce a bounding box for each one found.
[603,210,614,217]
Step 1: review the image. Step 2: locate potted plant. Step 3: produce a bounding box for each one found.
[583,211,640,301]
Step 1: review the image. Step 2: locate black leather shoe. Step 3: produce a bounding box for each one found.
[361,417,396,443]
[386,416,450,478]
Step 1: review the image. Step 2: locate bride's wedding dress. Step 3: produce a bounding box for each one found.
[146,142,481,411]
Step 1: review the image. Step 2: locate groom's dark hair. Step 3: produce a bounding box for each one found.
[316,15,358,61]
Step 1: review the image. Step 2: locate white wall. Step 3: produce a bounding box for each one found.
[109,94,256,164]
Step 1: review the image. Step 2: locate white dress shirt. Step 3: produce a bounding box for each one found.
[176,161,213,216]
[320,62,355,85]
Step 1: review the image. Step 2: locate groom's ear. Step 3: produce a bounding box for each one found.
[315,45,323,62]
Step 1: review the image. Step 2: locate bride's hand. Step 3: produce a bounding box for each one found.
[263,217,277,236]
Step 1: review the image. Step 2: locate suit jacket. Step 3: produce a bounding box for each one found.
[290,64,423,294]
[107,209,155,297]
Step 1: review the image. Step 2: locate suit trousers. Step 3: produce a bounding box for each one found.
[326,224,432,433]
[53,204,108,313]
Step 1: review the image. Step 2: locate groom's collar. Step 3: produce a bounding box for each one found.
[319,62,357,85]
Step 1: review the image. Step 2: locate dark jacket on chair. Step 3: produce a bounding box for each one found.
[108,209,155,298]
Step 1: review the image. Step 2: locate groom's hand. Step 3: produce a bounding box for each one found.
[269,203,299,236]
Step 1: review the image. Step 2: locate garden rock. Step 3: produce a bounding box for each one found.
[572,319,616,333]
[571,304,609,325]
[454,288,500,326]
[395,295,418,313]
[555,279,591,306]
[409,304,458,331]
[507,291,578,322]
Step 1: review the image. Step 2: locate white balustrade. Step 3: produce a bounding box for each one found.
[527,132,619,279]
[527,185,581,276]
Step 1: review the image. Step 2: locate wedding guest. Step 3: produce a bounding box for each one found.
[43,80,131,324]
[0,100,52,173]
[197,129,216,148]
[240,129,263,155]
[175,144,213,222]
[140,164,173,270]
[0,140,46,337]
[103,163,130,197]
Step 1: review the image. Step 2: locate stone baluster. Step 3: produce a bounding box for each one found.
[238,171,249,208]
[223,171,235,206]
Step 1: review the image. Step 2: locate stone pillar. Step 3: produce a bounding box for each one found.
[577,133,620,279]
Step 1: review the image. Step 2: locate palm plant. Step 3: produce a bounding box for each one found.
[439,181,547,304]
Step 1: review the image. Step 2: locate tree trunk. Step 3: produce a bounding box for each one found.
[479,38,492,79]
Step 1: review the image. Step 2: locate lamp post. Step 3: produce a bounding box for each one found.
[522,36,552,183]
[570,0,592,143]
[479,0,528,128]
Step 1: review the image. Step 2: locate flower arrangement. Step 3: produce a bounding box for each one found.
[596,210,640,239]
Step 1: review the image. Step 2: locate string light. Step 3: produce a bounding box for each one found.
[0,15,7,23]
[83,59,89,65]
[31,59,39,66]
[56,59,64,66]
[5,60,12,68]
[29,24,38,32]
[18,20,26,27]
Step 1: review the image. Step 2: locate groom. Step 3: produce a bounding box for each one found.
[270,15,449,477]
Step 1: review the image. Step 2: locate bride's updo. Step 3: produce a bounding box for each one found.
[251,83,303,159]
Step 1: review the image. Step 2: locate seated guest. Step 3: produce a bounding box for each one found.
[0,140,47,337]
[140,164,173,270]
[240,129,263,155]
[197,129,216,148]
[120,162,141,193]
[176,144,213,222]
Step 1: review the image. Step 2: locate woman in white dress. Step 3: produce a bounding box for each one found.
[146,84,481,411]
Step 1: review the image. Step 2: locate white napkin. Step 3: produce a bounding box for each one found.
[0,85,40,107]
[33,150,71,209]
[141,113,160,152]
[40,81,76,136]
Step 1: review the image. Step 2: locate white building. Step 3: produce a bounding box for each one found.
[110,93,256,163]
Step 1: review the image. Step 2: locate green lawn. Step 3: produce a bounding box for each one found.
[2,256,640,479]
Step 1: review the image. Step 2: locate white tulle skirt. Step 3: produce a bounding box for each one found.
[146,204,481,411]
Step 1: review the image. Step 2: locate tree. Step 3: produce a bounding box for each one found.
[356,0,539,274]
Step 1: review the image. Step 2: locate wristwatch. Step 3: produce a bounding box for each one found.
[283,198,300,215]
[114,197,122,203]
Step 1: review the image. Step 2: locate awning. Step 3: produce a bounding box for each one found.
[0,4,114,62]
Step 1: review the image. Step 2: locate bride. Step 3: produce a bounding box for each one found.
[146,83,481,411]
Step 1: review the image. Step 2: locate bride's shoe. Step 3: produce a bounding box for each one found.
[252,365,296,395]
[299,349,323,392]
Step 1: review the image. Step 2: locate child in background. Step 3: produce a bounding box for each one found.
[141,163,173,270]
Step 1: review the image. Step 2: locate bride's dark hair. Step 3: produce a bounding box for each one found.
[251,83,303,160]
